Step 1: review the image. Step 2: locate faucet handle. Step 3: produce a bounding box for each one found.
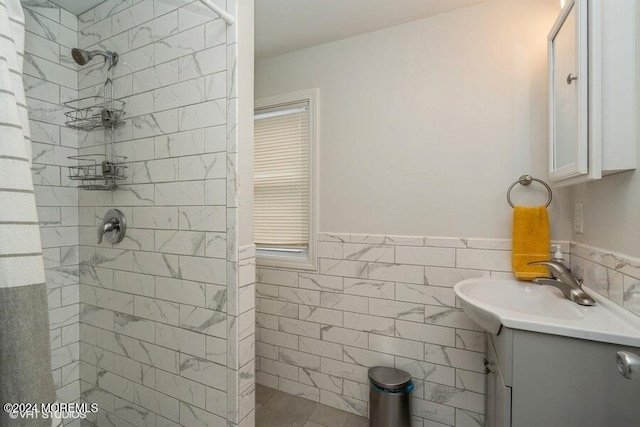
[97,209,126,245]
[528,260,569,278]
[98,218,119,244]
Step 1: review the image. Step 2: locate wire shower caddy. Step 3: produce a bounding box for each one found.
[65,55,127,190]
[64,96,125,132]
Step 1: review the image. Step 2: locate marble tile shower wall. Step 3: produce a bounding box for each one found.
[75,0,255,426]
[255,233,570,427]
[22,0,81,417]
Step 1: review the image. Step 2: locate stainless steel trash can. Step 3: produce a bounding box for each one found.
[368,366,413,427]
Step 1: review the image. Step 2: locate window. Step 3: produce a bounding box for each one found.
[254,89,318,269]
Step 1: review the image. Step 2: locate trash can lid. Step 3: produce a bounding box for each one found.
[368,366,412,389]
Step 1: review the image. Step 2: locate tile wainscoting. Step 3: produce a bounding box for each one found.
[255,233,572,427]
[571,242,640,317]
[256,233,640,427]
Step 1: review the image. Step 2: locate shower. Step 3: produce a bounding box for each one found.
[66,47,126,189]
[71,47,118,69]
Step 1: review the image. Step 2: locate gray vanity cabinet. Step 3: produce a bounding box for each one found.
[485,334,510,427]
[486,328,640,427]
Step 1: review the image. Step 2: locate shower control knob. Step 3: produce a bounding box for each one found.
[98,209,126,244]
[616,351,640,380]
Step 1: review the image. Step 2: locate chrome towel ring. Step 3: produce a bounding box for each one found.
[507,175,552,208]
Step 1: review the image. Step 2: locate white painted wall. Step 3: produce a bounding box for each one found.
[256,0,572,241]
[572,163,640,258]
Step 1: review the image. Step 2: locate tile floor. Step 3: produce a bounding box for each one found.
[255,385,369,427]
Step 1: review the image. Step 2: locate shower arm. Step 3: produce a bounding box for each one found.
[73,48,119,69]
[91,50,118,70]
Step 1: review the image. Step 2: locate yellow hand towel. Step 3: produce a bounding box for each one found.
[512,205,550,280]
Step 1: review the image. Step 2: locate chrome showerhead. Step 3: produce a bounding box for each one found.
[71,48,118,68]
[71,48,90,65]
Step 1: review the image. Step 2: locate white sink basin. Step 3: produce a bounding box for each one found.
[454,277,640,346]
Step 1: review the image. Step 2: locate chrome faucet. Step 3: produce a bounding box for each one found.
[528,260,596,306]
[98,218,120,244]
[97,209,126,244]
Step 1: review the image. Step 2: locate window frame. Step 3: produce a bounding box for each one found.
[254,88,319,270]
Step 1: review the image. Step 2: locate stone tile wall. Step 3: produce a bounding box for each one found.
[571,243,640,317]
[74,0,254,425]
[256,231,640,427]
[23,1,81,420]
[256,233,571,427]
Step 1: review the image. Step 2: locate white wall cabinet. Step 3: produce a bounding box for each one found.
[485,329,640,427]
[548,0,636,186]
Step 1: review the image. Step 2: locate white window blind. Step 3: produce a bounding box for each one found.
[254,101,310,250]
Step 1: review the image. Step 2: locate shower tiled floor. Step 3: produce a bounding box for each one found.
[256,385,369,427]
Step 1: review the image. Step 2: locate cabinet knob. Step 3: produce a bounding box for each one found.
[617,351,640,380]
[566,73,578,85]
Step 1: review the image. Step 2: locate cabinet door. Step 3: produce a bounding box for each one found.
[512,330,640,426]
[548,0,589,182]
[487,335,512,427]
[548,0,636,185]
[486,359,496,426]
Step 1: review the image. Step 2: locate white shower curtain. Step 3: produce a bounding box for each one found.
[0,0,56,425]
